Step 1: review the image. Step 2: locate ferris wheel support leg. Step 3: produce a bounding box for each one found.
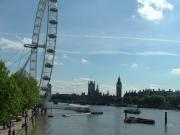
[41,83,52,114]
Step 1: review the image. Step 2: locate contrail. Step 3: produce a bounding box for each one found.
[1,33,180,43]
[61,34,180,43]
[56,50,180,57]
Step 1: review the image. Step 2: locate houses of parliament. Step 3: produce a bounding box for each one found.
[88,76,122,98]
[51,76,122,105]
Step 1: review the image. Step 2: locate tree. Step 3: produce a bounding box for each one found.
[0,60,39,126]
[12,71,39,110]
[0,60,22,125]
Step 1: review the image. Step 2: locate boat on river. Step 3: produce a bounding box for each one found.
[62,114,71,117]
[64,104,91,113]
[91,112,103,115]
[124,117,155,125]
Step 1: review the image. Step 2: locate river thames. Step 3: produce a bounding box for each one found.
[33,104,180,135]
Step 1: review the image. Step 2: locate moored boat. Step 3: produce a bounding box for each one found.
[124,117,155,125]
[91,112,103,115]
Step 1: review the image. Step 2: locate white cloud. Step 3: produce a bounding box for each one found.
[170,67,180,75]
[58,50,133,55]
[0,37,23,50]
[0,37,31,50]
[100,84,116,95]
[138,4,163,21]
[80,58,88,64]
[54,61,64,66]
[121,64,128,67]
[149,84,160,89]
[51,78,116,95]
[91,50,132,55]
[136,51,179,56]
[61,54,68,59]
[21,37,31,44]
[57,50,179,57]
[131,63,139,68]
[51,78,90,94]
[137,0,173,22]
[61,34,180,43]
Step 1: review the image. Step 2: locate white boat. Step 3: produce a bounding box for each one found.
[62,113,91,117]
[64,104,90,113]
[62,114,71,117]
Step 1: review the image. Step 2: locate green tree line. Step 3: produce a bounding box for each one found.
[123,95,180,108]
[0,60,39,125]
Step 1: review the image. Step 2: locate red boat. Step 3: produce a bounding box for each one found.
[124,117,155,125]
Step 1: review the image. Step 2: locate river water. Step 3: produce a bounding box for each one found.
[33,103,180,135]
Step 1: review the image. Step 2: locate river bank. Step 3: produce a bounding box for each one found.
[0,110,36,135]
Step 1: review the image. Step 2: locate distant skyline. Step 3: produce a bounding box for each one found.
[1,0,180,95]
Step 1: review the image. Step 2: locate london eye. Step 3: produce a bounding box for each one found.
[23,0,58,109]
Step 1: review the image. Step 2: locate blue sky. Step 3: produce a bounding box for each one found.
[1,0,180,95]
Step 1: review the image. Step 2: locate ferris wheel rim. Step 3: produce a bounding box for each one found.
[39,0,58,92]
[26,0,58,94]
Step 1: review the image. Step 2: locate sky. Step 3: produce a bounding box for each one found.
[1,0,180,95]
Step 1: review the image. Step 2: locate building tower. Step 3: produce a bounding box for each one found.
[116,76,122,98]
[88,81,95,96]
[96,84,99,93]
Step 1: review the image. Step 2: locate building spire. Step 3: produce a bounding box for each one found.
[117,75,121,84]
[116,76,122,98]
[96,84,99,91]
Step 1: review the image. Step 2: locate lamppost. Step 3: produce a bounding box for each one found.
[25,111,28,135]
[8,114,12,135]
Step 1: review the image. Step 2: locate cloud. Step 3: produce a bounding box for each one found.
[80,58,88,64]
[21,37,31,44]
[137,0,173,22]
[100,84,116,95]
[170,67,180,75]
[131,63,139,68]
[61,34,180,43]
[58,50,179,57]
[57,50,132,55]
[61,54,68,59]
[54,61,64,66]
[2,33,180,44]
[0,37,23,50]
[149,84,160,89]
[136,51,179,56]
[121,64,128,67]
[0,37,31,50]
[51,78,116,94]
[51,78,90,94]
